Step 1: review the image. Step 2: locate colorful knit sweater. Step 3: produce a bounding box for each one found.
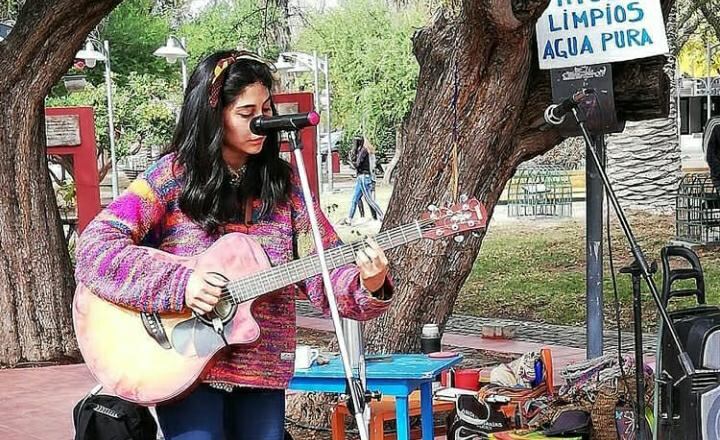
[75,153,392,390]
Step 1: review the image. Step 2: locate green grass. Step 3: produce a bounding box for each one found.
[321,184,720,329]
[321,183,393,242]
[457,214,720,329]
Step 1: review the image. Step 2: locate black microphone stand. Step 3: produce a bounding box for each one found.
[286,130,372,440]
[618,259,657,440]
[560,105,696,439]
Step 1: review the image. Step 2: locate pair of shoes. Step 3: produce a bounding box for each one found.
[338,218,352,226]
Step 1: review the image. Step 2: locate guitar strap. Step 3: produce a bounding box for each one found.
[244,197,253,226]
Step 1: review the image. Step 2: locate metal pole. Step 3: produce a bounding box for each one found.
[324,55,333,191]
[288,131,371,440]
[708,40,712,123]
[342,319,369,431]
[572,106,696,378]
[675,69,681,141]
[313,51,322,193]
[586,134,605,359]
[180,37,188,91]
[103,40,119,199]
[630,273,647,440]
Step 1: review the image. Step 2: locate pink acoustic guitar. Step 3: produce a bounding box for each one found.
[73,198,487,404]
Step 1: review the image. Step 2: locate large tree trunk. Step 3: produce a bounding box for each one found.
[366,0,673,353]
[365,4,557,351]
[267,0,292,51]
[605,2,681,214]
[0,0,122,366]
[606,117,680,213]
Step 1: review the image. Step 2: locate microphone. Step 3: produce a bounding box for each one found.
[250,111,321,135]
[544,89,595,125]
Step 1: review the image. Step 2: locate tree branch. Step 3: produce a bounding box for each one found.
[695,0,720,41]
[0,0,122,96]
[482,0,521,30]
[676,13,701,54]
[473,0,549,32]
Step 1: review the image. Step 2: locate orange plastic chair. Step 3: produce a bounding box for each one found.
[330,390,455,440]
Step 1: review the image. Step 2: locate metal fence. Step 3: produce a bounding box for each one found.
[507,165,573,218]
[676,173,720,245]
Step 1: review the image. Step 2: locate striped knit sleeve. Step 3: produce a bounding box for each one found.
[290,174,391,321]
[74,176,191,313]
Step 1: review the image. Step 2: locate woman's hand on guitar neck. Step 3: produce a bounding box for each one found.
[185,272,223,315]
[356,238,389,295]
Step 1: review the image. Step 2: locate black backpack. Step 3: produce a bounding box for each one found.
[73,391,158,440]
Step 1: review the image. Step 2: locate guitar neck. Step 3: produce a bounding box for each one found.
[225,221,424,304]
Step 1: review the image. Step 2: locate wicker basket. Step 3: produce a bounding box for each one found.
[590,374,653,440]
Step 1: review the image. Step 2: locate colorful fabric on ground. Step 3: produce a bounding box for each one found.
[489,430,581,439]
[75,153,392,390]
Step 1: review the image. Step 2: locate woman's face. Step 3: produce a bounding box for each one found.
[222,81,272,167]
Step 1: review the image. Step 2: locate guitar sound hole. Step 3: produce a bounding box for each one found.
[195,299,237,327]
[213,299,234,321]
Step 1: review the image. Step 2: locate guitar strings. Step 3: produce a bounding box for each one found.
[214,215,465,304]
[218,221,426,303]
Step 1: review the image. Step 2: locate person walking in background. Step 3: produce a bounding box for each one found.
[340,135,384,225]
[347,136,367,219]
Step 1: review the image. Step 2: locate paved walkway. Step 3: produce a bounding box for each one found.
[296,301,658,354]
[0,310,601,440]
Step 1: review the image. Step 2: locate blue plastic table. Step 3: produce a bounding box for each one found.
[289,353,462,440]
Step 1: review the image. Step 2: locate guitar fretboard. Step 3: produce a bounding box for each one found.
[224,221,424,304]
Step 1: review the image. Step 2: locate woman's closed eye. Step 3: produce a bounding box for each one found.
[237,107,271,118]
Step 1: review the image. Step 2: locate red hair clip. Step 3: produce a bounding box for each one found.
[208,51,277,108]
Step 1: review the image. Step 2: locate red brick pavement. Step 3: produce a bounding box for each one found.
[0,315,615,439]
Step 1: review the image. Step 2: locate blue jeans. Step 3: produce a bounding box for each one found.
[348,174,383,220]
[155,385,286,440]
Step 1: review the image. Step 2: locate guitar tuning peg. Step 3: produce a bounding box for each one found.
[454,235,465,243]
[427,204,438,212]
[472,231,483,238]
[459,194,469,203]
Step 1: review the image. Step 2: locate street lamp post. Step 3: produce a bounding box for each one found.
[706,42,720,122]
[312,51,322,190]
[323,55,333,192]
[154,36,189,91]
[75,39,119,199]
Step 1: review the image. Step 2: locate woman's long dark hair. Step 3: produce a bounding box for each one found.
[165,50,291,233]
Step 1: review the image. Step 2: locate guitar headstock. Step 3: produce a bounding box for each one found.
[419,196,488,241]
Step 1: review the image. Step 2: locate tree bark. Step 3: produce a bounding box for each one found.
[606,117,681,213]
[267,0,292,52]
[605,1,681,214]
[383,120,406,185]
[364,1,552,352]
[0,0,122,366]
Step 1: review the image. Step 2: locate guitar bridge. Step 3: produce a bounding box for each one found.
[141,312,172,349]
